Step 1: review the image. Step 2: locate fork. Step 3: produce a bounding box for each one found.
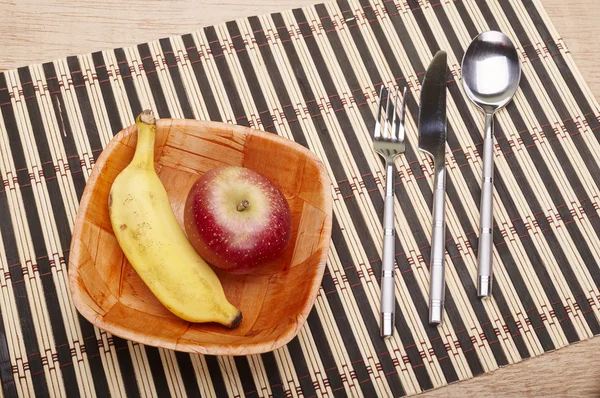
[372,85,407,338]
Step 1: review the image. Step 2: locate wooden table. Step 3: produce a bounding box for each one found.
[1,0,599,396]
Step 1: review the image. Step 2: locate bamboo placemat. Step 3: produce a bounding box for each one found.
[1,0,600,396]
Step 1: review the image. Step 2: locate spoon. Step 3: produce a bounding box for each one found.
[461,31,521,298]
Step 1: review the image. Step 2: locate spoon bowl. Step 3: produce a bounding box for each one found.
[462,31,521,113]
[461,31,521,298]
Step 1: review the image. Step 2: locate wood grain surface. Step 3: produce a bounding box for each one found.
[1,0,599,396]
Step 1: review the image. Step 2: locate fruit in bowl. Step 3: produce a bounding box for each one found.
[184,165,292,274]
[108,110,242,328]
[68,111,332,356]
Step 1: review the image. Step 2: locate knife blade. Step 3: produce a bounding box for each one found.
[419,51,448,162]
[418,50,448,326]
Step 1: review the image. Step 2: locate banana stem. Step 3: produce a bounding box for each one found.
[237,200,249,212]
[132,109,157,170]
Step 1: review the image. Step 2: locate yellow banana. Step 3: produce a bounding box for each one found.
[109,110,242,328]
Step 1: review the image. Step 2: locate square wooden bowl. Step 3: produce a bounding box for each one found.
[68,119,332,356]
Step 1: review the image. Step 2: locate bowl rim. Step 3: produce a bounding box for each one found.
[68,118,333,356]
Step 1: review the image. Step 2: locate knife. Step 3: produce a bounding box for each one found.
[418,51,448,326]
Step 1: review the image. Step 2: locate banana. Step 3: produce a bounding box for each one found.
[109,110,242,328]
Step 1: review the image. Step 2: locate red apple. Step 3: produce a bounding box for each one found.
[184,165,292,274]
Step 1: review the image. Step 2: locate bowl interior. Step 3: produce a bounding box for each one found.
[69,119,332,355]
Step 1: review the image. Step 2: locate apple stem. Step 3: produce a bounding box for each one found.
[237,200,250,212]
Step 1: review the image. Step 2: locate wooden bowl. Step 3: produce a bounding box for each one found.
[68,119,332,356]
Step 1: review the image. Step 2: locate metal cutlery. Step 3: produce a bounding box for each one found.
[461,31,521,298]
[418,51,448,326]
[372,85,407,338]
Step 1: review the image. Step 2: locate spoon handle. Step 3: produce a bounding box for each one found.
[478,112,495,298]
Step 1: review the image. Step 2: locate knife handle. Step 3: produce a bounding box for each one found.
[429,164,446,326]
[478,113,495,298]
[380,161,396,338]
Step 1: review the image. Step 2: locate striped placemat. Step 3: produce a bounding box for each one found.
[1,0,599,396]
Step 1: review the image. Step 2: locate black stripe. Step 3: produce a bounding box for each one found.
[204,356,228,398]
[144,347,171,398]
[0,316,18,398]
[453,1,478,39]
[472,1,499,31]
[494,101,582,343]
[137,43,171,118]
[91,51,123,133]
[286,337,317,397]
[346,0,425,78]
[159,38,195,119]
[66,56,103,155]
[113,48,143,119]
[203,26,249,126]
[0,124,20,398]
[306,308,346,395]
[174,352,202,398]
[402,0,440,55]
[0,73,50,398]
[260,352,286,397]
[429,1,465,62]
[524,0,600,335]
[111,337,140,398]
[73,310,112,397]
[181,34,222,122]
[41,62,87,201]
[233,357,259,398]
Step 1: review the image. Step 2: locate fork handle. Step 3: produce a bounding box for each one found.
[478,112,495,298]
[429,164,446,325]
[380,161,396,338]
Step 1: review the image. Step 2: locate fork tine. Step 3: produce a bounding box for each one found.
[384,86,392,138]
[398,86,407,141]
[391,86,400,140]
[374,85,385,139]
